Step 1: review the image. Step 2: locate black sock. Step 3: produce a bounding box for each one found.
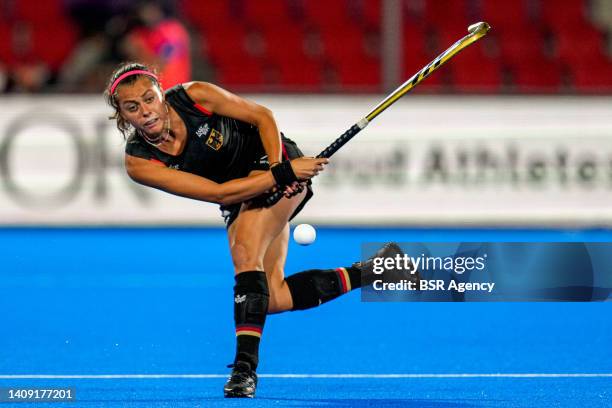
[285,266,361,311]
[233,271,269,370]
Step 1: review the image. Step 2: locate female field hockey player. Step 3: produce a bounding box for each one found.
[104,62,406,398]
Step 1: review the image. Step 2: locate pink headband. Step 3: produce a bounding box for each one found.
[109,70,158,95]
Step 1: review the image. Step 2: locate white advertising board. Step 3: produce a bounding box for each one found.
[0,95,611,226]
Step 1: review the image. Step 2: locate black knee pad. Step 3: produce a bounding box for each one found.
[285,269,342,310]
[234,271,269,326]
[233,271,269,369]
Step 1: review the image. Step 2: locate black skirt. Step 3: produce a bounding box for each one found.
[220,134,314,228]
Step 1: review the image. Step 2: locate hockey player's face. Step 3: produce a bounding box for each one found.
[117,78,166,135]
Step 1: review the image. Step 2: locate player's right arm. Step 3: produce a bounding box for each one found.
[125,154,325,205]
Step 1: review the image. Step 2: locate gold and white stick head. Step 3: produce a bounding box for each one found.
[468,22,491,35]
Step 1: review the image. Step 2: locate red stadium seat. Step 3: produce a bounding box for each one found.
[423,0,470,31]
[361,0,382,27]
[32,22,78,71]
[302,0,352,29]
[242,0,293,29]
[540,0,588,31]
[8,0,610,94]
[0,23,11,64]
[333,56,380,88]
[215,57,266,88]
[570,56,612,92]
[201,26,248,65]
[554,26,606,65]
[320,27,366,65]
[511,59,562,93]
[275,58,323,90]
[13,0,65,23]
[263,24,324,90]
[451,53,503,93]
[497,25,545,65]
[261,24,305,62]
[0,19,77,72]
[182,0,233,29]
[403,23,429,57]
[480,0,531,30]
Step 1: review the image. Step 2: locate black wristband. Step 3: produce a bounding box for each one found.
[270,160,298,187]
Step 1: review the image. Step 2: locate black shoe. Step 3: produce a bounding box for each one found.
[223,361,257,398]
[354,242,420,287]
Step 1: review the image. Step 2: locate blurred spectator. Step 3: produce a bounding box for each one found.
[119,0,190,89]
[65,0,130,38]
[0,63,7,92]
[6,22,50,93]
[0,0,610,94]
[57,33,112,92]
[592,0,612,55]
[57,0,131,92]
[592,0,612,30]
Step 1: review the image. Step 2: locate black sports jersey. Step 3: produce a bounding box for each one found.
[125,84,266,183]
[124,83,313,227]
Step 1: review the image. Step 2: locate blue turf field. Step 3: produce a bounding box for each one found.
[0,227,610,407]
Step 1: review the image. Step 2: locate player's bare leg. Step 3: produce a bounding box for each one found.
[262,224,294,313]
[223,187,306,398]
[263,229,420,315]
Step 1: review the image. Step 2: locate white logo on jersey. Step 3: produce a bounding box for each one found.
[196,124,210,138]
[234,295,246,303]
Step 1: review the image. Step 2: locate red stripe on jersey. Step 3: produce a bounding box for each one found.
[193,103,212,116]
[150,158,166,166]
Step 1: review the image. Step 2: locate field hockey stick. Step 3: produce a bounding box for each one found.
[266,22,491,206]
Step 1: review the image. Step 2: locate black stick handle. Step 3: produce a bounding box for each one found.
[316,123,362,158]
[264,123,364,206]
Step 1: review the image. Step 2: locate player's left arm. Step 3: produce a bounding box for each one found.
[184,81,282,166]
